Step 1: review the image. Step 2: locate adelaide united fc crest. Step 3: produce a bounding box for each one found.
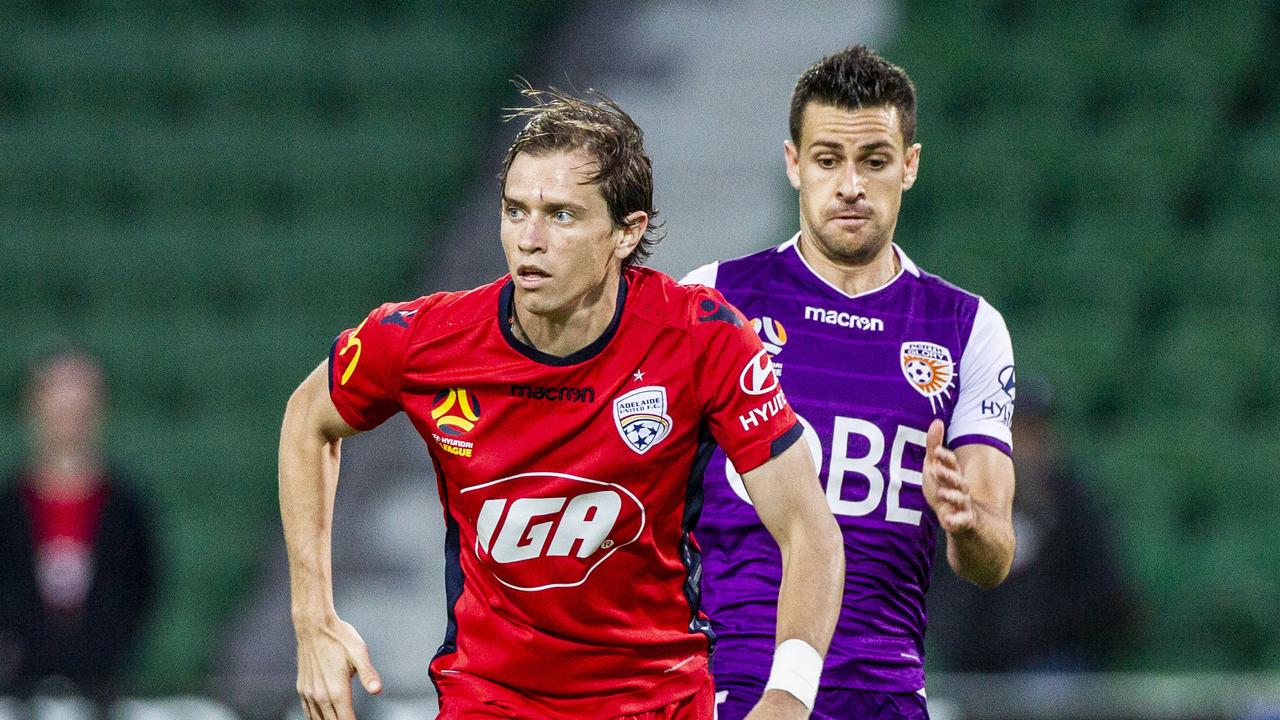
[613,386,673,455]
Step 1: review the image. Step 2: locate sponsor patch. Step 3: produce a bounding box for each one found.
[461,472,646,592]
[739,349,780,396]
[613,386,673,455]
[901,342,954,413]
[431,388,481,436]
[751,316,788,357]
[981,364,1016,427]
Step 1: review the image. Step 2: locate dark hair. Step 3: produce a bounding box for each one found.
[789,45,917,147]
[499,83,663,267]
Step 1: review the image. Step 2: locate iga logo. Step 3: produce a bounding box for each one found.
[751,316,788,356]
[461,472,646,592]
[613,386,673,455]
[739,350,780,396]
[901,342,954,414]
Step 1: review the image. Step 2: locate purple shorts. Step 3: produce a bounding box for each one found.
[714,681,929,720]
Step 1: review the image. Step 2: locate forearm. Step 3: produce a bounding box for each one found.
[774,516,844,654]
[279,400,344,624]
[946,501,1015,588]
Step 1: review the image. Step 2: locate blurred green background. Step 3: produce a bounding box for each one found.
[0,0,1277,702]
[0,0,561,692]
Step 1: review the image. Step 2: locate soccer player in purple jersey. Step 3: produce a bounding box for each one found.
[681,46,1017,719]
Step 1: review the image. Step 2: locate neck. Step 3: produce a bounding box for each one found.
[513,271,622,358]
[31,448,102,498]
[796,230,901,296]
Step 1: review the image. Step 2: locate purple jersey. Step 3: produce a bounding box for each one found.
[681,236,1014,698]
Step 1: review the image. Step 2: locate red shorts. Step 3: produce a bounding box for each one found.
[436,676,715,720]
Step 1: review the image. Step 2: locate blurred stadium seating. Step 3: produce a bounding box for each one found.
[2,0,1278,717]
[892,0,1280,674]
[0,0,558,694]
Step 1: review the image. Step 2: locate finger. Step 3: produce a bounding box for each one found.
[351,646,383,695]
[301,697,315,720]
[930,445,959,470]
[925,419,946,455]
[934,466,966,490]
[315,693,341,720]
[333,691,357,720]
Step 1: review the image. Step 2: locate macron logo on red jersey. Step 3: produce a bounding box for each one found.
[462,472,646,592]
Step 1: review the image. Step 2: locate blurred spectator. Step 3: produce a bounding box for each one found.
[928,374,1138,671]
[0,344,156,702]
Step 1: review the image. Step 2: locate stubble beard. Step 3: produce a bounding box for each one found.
[812,220,892,268]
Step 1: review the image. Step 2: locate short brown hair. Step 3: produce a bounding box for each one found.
[790,45,917,147]
[499,84,663,267]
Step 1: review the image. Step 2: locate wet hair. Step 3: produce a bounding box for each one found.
[500,83,663,266]
[790,45,918,147]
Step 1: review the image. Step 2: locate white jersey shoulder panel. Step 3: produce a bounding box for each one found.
[678,260,720,288]
[947,297,1015,452]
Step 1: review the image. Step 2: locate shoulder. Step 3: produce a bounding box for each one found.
[678,242,789,289]
[627,267,748,341]
[899,250,991,324]
[903,253,1011,354]
[364,276,508,343]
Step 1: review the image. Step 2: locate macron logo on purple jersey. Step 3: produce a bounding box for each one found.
[804,305,884,332]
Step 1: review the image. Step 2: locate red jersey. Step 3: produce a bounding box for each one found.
[328,267,800,716]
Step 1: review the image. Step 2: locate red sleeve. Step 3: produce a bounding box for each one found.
[328,297,430,431]
[691,287,800,474]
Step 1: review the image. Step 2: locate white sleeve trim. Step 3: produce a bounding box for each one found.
[947,297,1015,451]
[678,260,719,288]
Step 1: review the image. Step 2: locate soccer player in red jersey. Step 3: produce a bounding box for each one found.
[279,87,844,720]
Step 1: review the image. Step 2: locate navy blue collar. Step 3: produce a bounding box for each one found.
[498,276,628,366]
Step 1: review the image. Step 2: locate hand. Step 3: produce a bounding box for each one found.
[922,419,975,535]
[294,615,382,720]
[744,689,810,720]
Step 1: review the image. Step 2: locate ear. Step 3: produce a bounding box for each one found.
[613,210,649,260]
[784,140,801,190]
[902,143,921,191]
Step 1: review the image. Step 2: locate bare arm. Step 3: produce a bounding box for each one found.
[740,439,844,719]
[923,419,1016,588]
[280,361,382,720]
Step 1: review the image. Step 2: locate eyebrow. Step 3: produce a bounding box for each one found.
[502,194,588,214]
[808,139,897,154]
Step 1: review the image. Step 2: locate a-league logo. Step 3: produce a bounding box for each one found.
[432,388,481,436]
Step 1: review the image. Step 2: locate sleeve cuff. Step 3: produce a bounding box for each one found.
[949,433,1012,457]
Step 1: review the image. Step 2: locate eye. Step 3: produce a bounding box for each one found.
[816,156,838,169]
[553,210,573,222]
[865,157,888,170]
[504,205,523,219]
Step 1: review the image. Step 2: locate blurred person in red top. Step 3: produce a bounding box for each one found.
[0,344,156,701]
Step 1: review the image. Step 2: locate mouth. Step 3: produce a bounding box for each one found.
[515,265,551,289]
[830,208,871,229]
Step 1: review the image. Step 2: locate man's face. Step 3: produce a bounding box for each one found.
[500,150,644,318]
[785,102,920,266]
[28,356,104,454]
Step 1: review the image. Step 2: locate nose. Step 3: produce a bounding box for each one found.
[836,164,865,202]
[518,215,547,254]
